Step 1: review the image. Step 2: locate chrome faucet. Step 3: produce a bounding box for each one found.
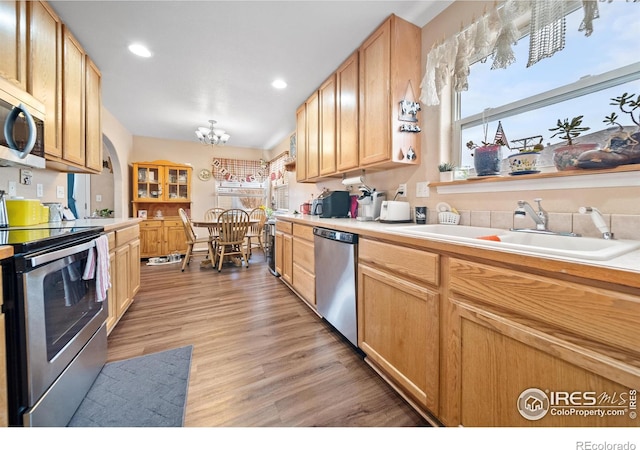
[579,206,614,239]
[514,198,548,231]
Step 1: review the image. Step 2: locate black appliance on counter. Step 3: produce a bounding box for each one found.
[1,223,106,426]
[312,190,350,218]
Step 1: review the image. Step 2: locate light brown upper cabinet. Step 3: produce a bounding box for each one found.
[61,25,85,166]
[295,14,420,182]
[336,51,359,173]
[84,57,102,172]
[305,91,320,180]
[0,0,27,90]
[359,15,421,168]
[28,0,62,158]
[319,74,336,176]
[295,104,307,182]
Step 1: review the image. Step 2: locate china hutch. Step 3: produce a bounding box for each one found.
[132,160,192,258]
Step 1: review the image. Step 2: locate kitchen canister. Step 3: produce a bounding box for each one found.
[6,199,42,226]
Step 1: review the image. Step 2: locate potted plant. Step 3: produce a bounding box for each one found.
[548,115,599,171]
[438,162,455,182]
[577,92,640,169]
[466,121,509,176]
[506,136,544,175]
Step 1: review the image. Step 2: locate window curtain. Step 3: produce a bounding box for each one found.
[419,0,608,107]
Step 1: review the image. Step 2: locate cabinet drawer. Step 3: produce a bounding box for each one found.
[276,220,293,234]
[359,239,439,286]
[140,220,162,229]
[293,237,314,273]
[449,258,640,356]
[163,219,181,228]
[116,225,140,247]
[293,264,315,305]
[292,223,314,241]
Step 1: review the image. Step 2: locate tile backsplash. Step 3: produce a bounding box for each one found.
[427,209,640,240]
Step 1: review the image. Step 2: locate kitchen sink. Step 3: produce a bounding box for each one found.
[385,224,640,261]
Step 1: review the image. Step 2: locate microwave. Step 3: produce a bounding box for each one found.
[0,77,46,169]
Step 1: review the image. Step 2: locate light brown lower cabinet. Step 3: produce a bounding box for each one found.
[442,257,640,427]
[357,238,440,415]
[139,218,187,258]
[275,221,315,308]
[106,225,141,335]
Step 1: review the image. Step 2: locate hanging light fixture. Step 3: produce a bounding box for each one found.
[195,120,230,146]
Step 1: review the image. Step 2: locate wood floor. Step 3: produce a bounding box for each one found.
[106,252,428,427]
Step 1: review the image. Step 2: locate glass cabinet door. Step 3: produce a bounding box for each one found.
[137,166,162,199]
[166,167,190,200]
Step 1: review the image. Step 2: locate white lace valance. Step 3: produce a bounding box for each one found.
[419,0,623,107]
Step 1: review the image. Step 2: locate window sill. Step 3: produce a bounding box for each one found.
[432,164,640,194]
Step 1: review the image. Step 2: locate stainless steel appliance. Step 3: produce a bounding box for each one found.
[0,77,46,169]
[0,189,8,227]
[356,190,385,221]
[1,224,107,426]
[264,218,278,276]
[313,227,358,347]
[312,190,350,218]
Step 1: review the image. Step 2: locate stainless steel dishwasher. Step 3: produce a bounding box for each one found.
[313,227,358,347]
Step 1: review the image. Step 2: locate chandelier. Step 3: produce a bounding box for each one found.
[196,120,230,146]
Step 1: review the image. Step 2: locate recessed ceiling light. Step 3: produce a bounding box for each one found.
[128,43,152,58]
[272,79,287,89]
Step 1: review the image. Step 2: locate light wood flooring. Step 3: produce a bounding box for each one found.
[106,252,428,427]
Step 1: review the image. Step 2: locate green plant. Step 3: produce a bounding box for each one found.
[438,162,455,172]
[604,92,640,129]
[549,116,590,146]
[95,208,113,218]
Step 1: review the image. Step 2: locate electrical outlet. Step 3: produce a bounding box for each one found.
[416,182,430,198]
[56,185,65,199]
[96,194,102,202]
[398,183,407,197]
[36,184,44,198]
[8,181,17,197]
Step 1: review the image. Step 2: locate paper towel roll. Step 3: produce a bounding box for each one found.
[342,176,365,186]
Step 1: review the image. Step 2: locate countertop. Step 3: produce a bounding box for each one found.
[0,245,13,260]
[68,217,143,232]
[275,213,640,290]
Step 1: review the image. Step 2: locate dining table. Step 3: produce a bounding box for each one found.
[191,218,261,267]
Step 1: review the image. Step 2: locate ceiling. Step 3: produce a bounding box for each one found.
[48,1,452,151]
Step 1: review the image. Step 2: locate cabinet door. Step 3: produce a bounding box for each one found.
[292,236,315,306]
[28,0,62,158]
[295,104,307,182]
[134,164,163,201]
[281,233,293,285]
[165,166,191,201]
[0,0,26,89]
[106,249,117,334]
[336,52,359,172]
[358,263,439,412]
[359,18,391,166]
[84,57,102,171]
[163,220,187,255]
[129,239,140,298]
[139,220,163,257]
[305,91,320,179]
[319,74,336,176]
[115,245,131,318]
[61,25,85,165]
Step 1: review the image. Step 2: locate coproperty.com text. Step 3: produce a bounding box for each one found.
[576,442,636,450]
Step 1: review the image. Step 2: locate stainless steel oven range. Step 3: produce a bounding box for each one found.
[1,224,106,426]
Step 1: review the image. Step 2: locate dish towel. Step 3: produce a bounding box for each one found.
[82,234,111,302]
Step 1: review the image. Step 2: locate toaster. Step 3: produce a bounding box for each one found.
[379,201,411,223]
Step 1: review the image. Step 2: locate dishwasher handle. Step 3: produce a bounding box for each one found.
[312,227,358,244]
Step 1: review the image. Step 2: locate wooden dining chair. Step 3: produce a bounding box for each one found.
[204,207,226,240]
[215,209,250,272]
[245,207,267,257]
[178,208,216,271]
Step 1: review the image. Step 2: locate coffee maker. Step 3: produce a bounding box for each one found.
[356,189,385,221]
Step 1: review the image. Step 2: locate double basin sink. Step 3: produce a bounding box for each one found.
[384,224,640,261]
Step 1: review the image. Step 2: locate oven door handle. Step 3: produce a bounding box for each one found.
[27,239,96,268]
